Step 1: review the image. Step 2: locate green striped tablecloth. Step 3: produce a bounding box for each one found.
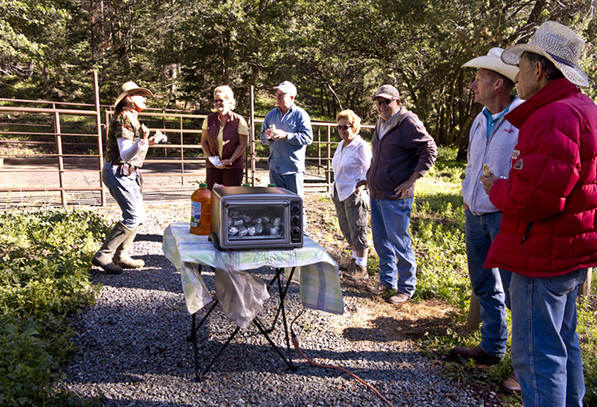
[162,223,344,315]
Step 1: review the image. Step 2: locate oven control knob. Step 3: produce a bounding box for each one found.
[291,203,301,213]
[292,226,301,236]
[292,215,300,225]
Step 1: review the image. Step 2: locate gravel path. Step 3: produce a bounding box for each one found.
[62,201,498,407]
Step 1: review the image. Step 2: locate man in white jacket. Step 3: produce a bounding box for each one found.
[454,48,522,393]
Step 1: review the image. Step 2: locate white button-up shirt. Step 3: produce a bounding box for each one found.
[332,135,372,202]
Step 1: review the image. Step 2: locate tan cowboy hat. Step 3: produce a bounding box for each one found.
[114,81,153,107]
[501,21,589,87]
[462,47,519,82]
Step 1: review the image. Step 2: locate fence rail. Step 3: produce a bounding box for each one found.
[0,74,374,208]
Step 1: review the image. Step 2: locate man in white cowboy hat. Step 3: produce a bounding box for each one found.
[453,48,522,393]
[481,21,597,406]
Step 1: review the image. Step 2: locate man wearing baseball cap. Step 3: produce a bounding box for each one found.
[260,81,313,200]
[366,84,437,305]
[454,48,522,393]
[482,21,597,406]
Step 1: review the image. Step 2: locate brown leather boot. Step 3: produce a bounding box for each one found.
[500,371,521,393]
[343,262,368,281]
[452,345,502,365]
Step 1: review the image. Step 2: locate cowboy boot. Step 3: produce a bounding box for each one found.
[92,222,129,274]
[113,225,145,269]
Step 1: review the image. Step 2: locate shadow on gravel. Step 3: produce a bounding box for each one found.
[135,233,163,243]
[70,397,191,407]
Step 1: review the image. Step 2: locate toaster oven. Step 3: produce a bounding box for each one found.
[210,186,303,250]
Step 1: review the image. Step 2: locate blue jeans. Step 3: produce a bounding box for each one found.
[510,268,587,407]
[102,161,145,230]
[269,170,304,198]
[370,197,416,297]
[465,209,511,358]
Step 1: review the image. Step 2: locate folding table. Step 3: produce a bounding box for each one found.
[162,223,344,379]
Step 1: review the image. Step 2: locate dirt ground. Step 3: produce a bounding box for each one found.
[303,192,512,405]
[304,192,461,343]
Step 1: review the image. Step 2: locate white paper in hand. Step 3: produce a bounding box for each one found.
[209,156,222,166]
[153,130,168,144]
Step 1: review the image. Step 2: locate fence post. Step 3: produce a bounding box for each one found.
[466,292,481,334]
[249,85,256,186]
[326,125,331,193]
[579,268,592,297]
[53,107,67,207]
[93,71,106,206]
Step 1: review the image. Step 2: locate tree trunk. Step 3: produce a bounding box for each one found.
[456,103,482,161]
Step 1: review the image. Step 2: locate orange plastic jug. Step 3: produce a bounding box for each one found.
[190,183,211,235]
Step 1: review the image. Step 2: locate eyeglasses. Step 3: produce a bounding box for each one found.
[214,99,225,103]
[376,99,392,106]
[338,125,352,130]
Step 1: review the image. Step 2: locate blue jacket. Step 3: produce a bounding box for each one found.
[260,105,313,174]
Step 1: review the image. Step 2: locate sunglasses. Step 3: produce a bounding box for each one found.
[338,125,352,130]
[376,99,392,106]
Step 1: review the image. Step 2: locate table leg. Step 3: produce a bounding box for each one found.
[200,326,241,377]
[192,265,299,378]
[253,317,297,371]
[265,267,296,333]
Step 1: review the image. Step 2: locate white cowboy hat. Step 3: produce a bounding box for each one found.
[114,81,153,107]
[462,47,519,82]
[501,21,589,87]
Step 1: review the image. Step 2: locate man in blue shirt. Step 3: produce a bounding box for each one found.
[456,47,521,393]
[260,81,313,198]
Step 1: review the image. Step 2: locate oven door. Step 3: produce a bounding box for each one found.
[221,199,291,249]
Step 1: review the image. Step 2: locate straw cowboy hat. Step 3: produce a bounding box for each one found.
[114,81,153,107]
[462,47,519,82]
[501,21,589,87]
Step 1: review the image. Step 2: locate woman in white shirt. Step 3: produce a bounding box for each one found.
[332,109,372,281]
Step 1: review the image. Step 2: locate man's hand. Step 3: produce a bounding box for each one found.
[268,129,287,140]
[393,173,421,197]
[480,174,501,195]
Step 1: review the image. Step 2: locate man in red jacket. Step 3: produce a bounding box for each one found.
[481,21,597,406]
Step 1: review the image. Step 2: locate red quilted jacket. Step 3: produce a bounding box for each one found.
[485,78,597,277]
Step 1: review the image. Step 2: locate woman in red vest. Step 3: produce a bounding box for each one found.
[201,86,248,189]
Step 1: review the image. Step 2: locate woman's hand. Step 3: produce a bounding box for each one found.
[216,159,232,169]
[354,181,367,196]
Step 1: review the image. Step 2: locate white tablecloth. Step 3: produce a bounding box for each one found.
[162,223,344,315]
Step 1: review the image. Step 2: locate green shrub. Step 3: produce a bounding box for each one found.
[0,209,108,406]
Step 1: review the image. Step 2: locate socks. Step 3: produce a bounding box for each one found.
[352,250,357,259]
[355,256,367,267]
